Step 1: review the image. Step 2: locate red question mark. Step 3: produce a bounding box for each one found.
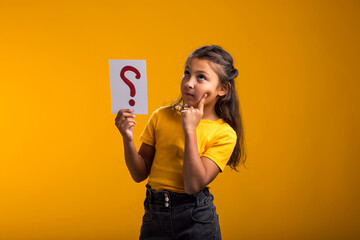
[120,66,141,106]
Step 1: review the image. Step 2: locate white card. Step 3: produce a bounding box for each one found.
[109,60,147,114]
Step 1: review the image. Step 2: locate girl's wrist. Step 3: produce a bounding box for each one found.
[122,135,134,144]
[183,128,197,137]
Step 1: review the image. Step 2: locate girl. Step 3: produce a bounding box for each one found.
[115,45,246,239]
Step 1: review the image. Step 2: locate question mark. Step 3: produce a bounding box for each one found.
[120,66,141,106]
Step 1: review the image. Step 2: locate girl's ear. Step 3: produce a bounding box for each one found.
[218,82,231,97]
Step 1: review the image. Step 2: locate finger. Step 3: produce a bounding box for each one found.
[116,109,133,120]
[181,109,188,117]
[198,93,208,112]
[129,121,136,126]
[120,109,133,113]
[120,118,136,127]
[119,120,136,129]
[126,119,137,124]
[127,122,136,128]
[117,109,133,116]
[119,112,136,120]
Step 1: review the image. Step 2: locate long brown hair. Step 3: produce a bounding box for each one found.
[178,45,247,170]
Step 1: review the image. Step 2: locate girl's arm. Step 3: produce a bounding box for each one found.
[123,141,155,183]
[183,131,220,194]
[181,95,220,194]
[115,109,155,182]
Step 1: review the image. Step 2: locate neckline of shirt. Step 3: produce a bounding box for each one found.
[200,118,224,124]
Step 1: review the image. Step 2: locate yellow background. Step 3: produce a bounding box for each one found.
[1,0,359,239]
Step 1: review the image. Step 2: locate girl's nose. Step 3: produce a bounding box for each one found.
[185,78,195,89]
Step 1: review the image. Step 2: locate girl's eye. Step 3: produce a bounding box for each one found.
[198,75,206,81]
[184,70,190,75]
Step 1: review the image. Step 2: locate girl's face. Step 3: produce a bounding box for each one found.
[181,58,226,108]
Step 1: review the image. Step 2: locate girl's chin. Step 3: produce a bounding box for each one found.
[184,102,198,108]
[182,96,199,107]
[183,99,195,105]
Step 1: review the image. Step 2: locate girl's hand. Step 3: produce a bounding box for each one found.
[115,109,136,141]
[181,94,207,133]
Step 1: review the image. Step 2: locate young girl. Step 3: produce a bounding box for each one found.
[115,45,246,239]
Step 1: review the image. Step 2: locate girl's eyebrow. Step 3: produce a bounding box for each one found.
[185,66,209,76]
[195,70,209,76]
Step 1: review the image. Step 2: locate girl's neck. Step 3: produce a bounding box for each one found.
[202,106,219,121]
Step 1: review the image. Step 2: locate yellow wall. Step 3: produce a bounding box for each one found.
[1,0,359,239]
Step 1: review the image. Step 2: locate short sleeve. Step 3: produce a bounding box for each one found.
[202,126,237,171]
[139,109,158,146]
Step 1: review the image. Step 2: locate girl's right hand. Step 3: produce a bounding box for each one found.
[115,109,136,141]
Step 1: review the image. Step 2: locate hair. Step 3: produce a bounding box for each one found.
[175,45,247,170]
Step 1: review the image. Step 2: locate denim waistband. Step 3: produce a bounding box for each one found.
[145,184,213,207]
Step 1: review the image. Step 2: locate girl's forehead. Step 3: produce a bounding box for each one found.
[187,57,209,66]
[187,58,215,70]
[187,58,222,76]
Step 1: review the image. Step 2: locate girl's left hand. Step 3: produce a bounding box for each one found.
[181,94,207,133]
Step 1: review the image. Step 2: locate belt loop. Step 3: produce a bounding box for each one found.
[194,187,209,205]
[146,184,152,204]
[194,189,202,205]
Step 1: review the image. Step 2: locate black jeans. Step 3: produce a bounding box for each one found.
[139,184,222,240]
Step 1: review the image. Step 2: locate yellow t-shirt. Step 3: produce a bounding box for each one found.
[139,106,237,193]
